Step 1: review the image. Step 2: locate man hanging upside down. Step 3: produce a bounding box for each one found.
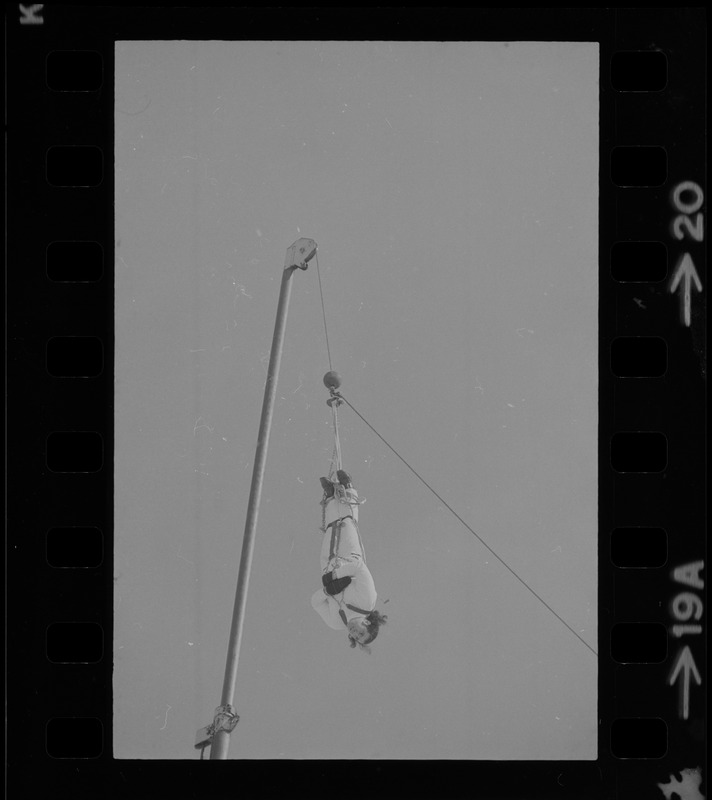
[311,469,387,653]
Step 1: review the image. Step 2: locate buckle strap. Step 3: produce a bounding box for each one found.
[325,514,353,530]
[345,602,374,615]
[339,603,374,626]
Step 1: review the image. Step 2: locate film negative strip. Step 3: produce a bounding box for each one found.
[7,8,705,799]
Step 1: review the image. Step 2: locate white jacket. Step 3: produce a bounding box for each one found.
[311,486,377,630]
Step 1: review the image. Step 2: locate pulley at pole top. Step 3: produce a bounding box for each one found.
[285,238,317,270]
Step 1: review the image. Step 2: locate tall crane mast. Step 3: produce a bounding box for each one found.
[195,238,317,760]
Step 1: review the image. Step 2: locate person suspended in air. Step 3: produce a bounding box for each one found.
[310,469,387,653]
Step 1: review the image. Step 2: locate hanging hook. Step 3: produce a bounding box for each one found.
[327,390,343,408]
[324,371,343,407]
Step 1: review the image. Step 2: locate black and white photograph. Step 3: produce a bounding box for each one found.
[113,40,599,760]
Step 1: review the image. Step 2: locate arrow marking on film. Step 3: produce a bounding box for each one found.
[668,645,702,720]
[669,253,703,327]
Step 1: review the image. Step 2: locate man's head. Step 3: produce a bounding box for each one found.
[346,610,388,653]
[347,617,372,645]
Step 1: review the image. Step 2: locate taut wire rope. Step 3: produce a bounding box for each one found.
[338,393,597,658]
[312,252,597,658]
[332,403,343,472]
[316,252,342,474]
[315,253,333,372]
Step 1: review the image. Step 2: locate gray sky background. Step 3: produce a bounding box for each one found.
[114,41,599,760]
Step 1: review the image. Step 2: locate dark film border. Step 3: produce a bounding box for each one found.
[7,7,705,799]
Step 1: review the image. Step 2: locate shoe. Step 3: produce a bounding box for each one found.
[336,470,353,488]
[319,477,335,497]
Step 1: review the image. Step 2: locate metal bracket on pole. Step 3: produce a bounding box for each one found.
[195,704,240,752]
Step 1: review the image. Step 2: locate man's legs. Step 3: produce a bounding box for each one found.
[318,468,363,572]
[334,517,363,561]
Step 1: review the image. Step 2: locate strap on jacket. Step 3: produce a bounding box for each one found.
[339,603,374,626]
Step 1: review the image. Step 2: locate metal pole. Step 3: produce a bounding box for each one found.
[209,240,315,760]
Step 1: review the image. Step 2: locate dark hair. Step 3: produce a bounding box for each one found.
[348,610,388,654]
